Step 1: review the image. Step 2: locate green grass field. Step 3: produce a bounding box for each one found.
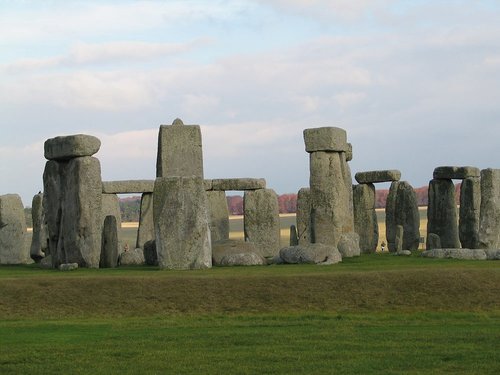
[1,254,499,374]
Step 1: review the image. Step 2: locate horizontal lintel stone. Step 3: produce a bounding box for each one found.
[433,166,480,180]
[44,134,101,161]
[355,170,401,184]
[209,178,266,191]
[102,180,155,194]
[303,127,348,153]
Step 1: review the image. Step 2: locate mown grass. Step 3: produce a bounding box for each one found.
[1,254,498,374]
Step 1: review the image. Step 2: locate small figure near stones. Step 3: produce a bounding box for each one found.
[381,241,386,252]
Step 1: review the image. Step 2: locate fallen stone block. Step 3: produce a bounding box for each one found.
[421,248,487,260]
[219,252,267,266]
[59,263,78,271]
[279,243,342,264]
[119,248,145,266]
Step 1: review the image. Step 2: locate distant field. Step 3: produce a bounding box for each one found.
[119,208,429,251]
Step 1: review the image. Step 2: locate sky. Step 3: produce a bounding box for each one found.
[1,0,499,206]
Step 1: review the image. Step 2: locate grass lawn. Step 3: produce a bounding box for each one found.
[1,254,499,374]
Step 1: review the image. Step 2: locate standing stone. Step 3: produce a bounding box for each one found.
[385,181,399,252]
[0,194,30,264]
[394,181,420,250]
[395,225,404,252]
[100,215,119,268]
[59,156,102,268]
[154,176,212,270]
[309,151,352,247]
[156,118,203,178]
[30,192,47,262]
[459,177,481,249]
[243,188,280,257]
[427,178,460,249]
[289,225,299,246]
[42,160,65,261]
[206,190,230,243]
[136,193,154,249]
[478,169,500,249]
[101,193,122,248]
[296,188,311,244]
[353,183,378,253]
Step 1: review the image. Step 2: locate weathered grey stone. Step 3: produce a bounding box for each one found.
[210,178,266,191]
[154,176,212,270]
[355,170,401,184]
[459,177,481,249]
[204,179,213,191]
[289,225,299,246]
[0,194,30,264]
[478,169,500,249]
[304,127,348,153]
[59,263,78,271]
[206,191,229,243]
[30,192,47,262]
[102,180,154,194]
[427,179,460,249]
[42,160,65,262]
[385,181,399,251]
[59,157,102,268]
[44,134,101,161]
[143,240,158,266]
[345,143,353,162]
[318,248,343,265]
[219,252,267,266]
[309,151,353,247]
[40,254,52,269]
[395,225,404,252]
[433,166,481,180]
[386,181,420,251]
[100,215,119,268]
[212,239,260,265]
[484,249,500,260]
[119,248,145,265]
[394,181,420,251]
[243,188,280,257]
[296,188,311,245]
[337,232,361,257]
[279,243,342,264]
[136,193,154,249]
[353,183,378,253]
[421,248,487,260]
[426,233,441,250]
[101,193,122,231]
[156,119,203,178]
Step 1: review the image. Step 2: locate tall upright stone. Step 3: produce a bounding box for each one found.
[243,188,280,257]
[30,192,47,262]
[296,187,311,244]
[478,168,500,249]
[206,190,230,243]
[42,134,103,268]
[156,118,203,178]
[136,193,154,249]
[459,177,481,249]
[386,181,420,251]
[100,215,119,268]
[154,176,212,269]
[385,181,399,252]
[427,178,460,249]
[353,183,378,253]
[0,194,30,264]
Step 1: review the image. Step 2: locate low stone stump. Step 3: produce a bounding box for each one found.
[279,243,342,265]
[119,248,145,266]
[421,248,488,260]
[212,239,265,266]
[337,232,361,257]
[59,263,79,271]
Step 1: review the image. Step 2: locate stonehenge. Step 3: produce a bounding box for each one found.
[2,120,499,269]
